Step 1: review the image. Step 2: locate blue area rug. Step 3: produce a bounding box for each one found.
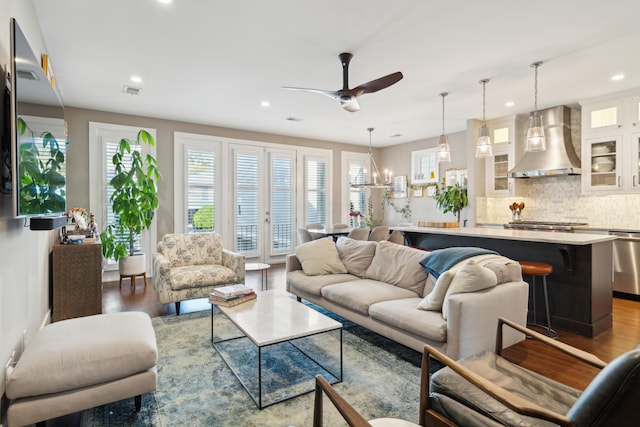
[80,303,440,426]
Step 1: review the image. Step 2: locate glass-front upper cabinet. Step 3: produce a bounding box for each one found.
[486,144,514,196]
[583,99,624,134]
[632,132,640,190]
[582,135,622,192]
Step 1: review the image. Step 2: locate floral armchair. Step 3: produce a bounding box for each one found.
[152,233,245,314]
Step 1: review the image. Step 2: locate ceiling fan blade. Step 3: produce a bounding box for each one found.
[282,86,343,100]
[352,71,403,96]
[340,97,360,112]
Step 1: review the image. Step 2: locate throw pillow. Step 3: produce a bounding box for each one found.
[335,237,377,278]
[417,268,458,311]
[442,260,498,319]
[295,237,348,276]
[364,241,429,295]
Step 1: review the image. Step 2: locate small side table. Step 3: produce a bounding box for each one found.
[246,262,271,291]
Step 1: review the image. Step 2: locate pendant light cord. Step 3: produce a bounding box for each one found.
[531,62,542,115]
[482,80,487,125]
[440,92,447,134]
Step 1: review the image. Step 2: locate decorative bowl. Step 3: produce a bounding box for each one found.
[592,157,614,172]
[68,235,85,244]
[592,145,612,155]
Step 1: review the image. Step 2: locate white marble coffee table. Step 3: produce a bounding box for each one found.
[210,289,342,408]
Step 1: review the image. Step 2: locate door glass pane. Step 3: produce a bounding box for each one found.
[306,159,326,226]
[271,157,292,251]
[236,154,258,253]
[348,159,366,226]
[187,149,215,232]
[104,138,141,263]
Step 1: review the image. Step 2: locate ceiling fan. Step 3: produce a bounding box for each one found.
[283,52,403,112]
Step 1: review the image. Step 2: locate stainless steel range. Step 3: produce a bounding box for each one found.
[503,221,588,232]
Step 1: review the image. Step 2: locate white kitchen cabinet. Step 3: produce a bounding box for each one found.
[486,144,515,195]
[484,116,517,196]
[580,89,640,194]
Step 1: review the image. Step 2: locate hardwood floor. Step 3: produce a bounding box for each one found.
[104,263,640,390]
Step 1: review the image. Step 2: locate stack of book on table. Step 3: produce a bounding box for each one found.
[209,284,256,307]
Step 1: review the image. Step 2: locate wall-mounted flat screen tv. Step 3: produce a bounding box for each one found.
[10,18,66,218]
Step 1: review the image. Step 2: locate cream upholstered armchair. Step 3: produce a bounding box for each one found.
[153,233,245,314]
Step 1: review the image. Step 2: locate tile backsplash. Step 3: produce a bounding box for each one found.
[477,175,640,230]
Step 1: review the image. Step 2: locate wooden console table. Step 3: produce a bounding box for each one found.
[52,240,103,322]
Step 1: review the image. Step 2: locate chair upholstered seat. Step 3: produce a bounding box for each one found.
[153,232,245,314]
[422,318,640,427]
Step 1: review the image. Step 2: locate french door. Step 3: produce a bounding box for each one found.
[231,144,295,263]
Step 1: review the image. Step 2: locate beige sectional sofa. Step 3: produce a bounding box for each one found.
[286,237,529,360]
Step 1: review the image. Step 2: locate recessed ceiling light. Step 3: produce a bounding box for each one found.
[157,0,173,4]
[261,101,270,108]
[505,101,515,107]
[131,75,142,83]
[611,74,625,81]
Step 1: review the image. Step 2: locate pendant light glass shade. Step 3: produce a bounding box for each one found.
[437,92,451,162]
[525,62,546,152]
[437,134,451,162]
[475,79,493,158]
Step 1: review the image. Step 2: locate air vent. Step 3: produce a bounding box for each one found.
[17,70,39,81]
[286,117,303,122]
[123,85,141,95]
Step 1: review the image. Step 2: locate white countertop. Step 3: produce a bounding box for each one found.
[393,226,616,245]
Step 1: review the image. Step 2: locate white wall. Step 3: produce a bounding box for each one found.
[379,130,470,226]
[0,0,57,399]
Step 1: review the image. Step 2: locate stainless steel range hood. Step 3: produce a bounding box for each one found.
[508,105,581,178]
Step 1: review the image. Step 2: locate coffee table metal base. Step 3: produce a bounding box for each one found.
[211,305,343,409]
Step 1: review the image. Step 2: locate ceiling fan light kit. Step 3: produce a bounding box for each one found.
[283,52,403,112]
[526,61,547,152]
[475,78,493,158]
[437,92,452,163]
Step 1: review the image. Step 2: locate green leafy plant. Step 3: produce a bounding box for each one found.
[434,182,468,223]
[100,130,161,261]
[17,117,66,214]
[193,205,215,231]
[384,193,412,223]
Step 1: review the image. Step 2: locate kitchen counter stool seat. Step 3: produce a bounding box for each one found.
[519,260,558,338]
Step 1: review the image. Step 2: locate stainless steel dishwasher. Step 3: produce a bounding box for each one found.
[611,232,640,296]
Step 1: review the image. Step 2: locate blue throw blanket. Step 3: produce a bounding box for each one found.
[419,247,497,278]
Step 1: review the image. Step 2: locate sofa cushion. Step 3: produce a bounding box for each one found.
[295,237,348,276]
[369,298,447,342]
[161,232,223,267]
[442,260,497,319]
[417,268,458,311]
[6,312,157,399]
[335,237,377,278]
[321,280,418,315]
[169,264,240,290]
[287,270,359,297]
[364,241,429,295]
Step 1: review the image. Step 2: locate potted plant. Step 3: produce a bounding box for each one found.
[100,129,161,277]
[434,182,468,225]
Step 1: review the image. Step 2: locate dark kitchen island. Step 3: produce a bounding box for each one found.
[395,226,616,337]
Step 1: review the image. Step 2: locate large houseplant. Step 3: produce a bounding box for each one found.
[434,182,468,224]
[100,130,161,276]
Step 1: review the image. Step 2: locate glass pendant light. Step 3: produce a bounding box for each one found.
[437,92,451,162]
[475,79,493,158]
[525,62,546,152]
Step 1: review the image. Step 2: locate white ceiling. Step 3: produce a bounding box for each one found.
[32,0,640,147]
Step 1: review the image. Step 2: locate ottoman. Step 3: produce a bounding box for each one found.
[6,312,158,427]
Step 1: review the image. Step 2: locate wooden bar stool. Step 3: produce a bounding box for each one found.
[518,260,558,338]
